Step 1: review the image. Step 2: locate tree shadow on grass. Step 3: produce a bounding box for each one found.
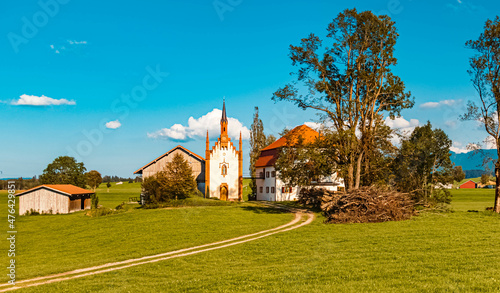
[240,205,291,214]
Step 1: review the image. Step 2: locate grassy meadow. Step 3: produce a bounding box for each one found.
[0,183,293,283]
[3,184,500,292]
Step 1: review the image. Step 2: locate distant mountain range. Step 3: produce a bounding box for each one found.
[450,149,497,177]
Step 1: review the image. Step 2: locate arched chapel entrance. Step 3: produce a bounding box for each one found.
[220,184,228,201]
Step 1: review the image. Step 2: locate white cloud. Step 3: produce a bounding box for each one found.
[444,120,457,128]
[420,99,462,109]
[385,116,420,145]
[67,40,87,45]
[304,122,321,130]
[105,120,122,129]
[304,121,333,131]
[484,136,497,150]
[385,116,419,129]
[450,141,469,154]
[11,94,76,106]
[50,40,87,54]
[148,108,250,142]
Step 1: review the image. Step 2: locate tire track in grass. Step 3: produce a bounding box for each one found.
[0,207,314,292]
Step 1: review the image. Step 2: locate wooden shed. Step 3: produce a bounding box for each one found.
[17,184,93,215]
[459,180,477,189]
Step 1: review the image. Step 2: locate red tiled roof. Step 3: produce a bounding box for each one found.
[255,125,320,168]
[134,145,204,174]
[255,149,279,168]
[17,184,94,197]
[261,125,319,151]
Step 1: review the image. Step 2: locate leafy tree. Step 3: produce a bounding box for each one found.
[393,122,453,205]
[142,153,197,203]
[39,156,87,188]
[461,16,500,212]
[481,173,490,185]
[359,116,397,186]
[452,166,466,183]
[274,133,331,187]
[106,181,111,193]
[272,8,413,191]
[85,170,102,191]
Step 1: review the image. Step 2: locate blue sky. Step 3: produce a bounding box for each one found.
[1,0,498,178]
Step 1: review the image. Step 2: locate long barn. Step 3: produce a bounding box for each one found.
[17,184,94,215]
[134,145,206,193]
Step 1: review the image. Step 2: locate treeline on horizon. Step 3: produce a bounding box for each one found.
[0,175,141,190]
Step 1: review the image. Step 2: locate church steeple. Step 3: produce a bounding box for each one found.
[221,99,228,137]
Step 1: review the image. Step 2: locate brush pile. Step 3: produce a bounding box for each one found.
[298,187,332,208]
[320,186,415,224]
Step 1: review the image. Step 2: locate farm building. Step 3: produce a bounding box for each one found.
[134,145,206,193]
[478,180,496,188]
[460,180,477,189]
[255,124,344,201]
[17,184,93,215]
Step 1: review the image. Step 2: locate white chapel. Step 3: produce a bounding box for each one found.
[205,101,243,201]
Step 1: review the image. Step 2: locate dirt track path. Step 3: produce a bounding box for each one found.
[0,206,314,292]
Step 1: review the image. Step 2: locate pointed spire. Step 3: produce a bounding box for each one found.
[221,98,228,123]
[206,130,209,150]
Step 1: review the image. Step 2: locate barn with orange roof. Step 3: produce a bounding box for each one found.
[17,184,94,215]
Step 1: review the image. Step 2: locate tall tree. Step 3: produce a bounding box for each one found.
[248,107,276,197]
[481,173,490,185]
[39,156,87,188]
[272,8,413,191]
[393,122,453,205]
[85,170,103,191]
[249,107,266,178]
[462,16,500,212]
[452,166,466,183]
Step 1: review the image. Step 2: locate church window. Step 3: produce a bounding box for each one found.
[221,165,227,176]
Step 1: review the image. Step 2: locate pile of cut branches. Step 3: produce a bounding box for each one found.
[298,187,334,208]
[321,186,415,224]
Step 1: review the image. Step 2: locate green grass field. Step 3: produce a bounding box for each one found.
[4,186,500,292]
[0,183,292,283]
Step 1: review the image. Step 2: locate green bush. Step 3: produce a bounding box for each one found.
[91,194,99,209]
[86,207,116,217]
[24,209,40,216]
[115,202,126,210]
